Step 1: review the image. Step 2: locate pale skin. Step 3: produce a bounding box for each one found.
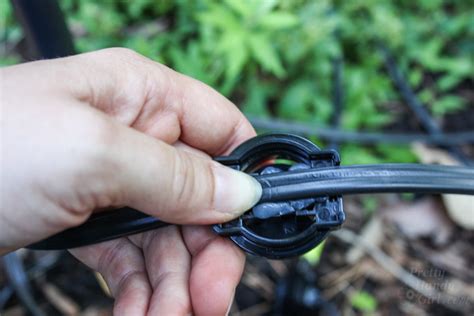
[0,48,263,315]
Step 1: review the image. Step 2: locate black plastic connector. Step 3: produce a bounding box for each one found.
[212,134,345,259]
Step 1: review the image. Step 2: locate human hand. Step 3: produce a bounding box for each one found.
[1,48,262,315]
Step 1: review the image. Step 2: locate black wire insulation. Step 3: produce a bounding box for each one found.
[257,164,474,201]
[379,45,439,134]
[2,253,45,316]
[11,0,75,59]
[260,175,474,201]
[28,208,168,250]
[0,286,14,311]
[27,164,474,250]
[0,252,63,311]
[249,116,474,145]
[255,164,474,188]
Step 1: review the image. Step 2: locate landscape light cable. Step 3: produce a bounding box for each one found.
[28,134,474,259]
[248,117,474,145]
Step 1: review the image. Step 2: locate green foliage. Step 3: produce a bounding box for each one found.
[361,196,378,217]
[1,0,472,167]
[351,290,378,313]
[432,95,466,116]
[0,0,21,65]
[302,241,325,265]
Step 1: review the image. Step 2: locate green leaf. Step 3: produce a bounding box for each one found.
[278,80,314,120]
[217,31,248,81]
[248,33,285,77]
[437,74,464,92]
[127,0,151,18]
[362,196,378,215]
[351,291,378,312]
[219,74,239,97]
[257,0,278,15]
[226,44,248,81]
[302,241,325,265]
[364,112,393,129]
[196,7,240,31]
[435,57,472,76]
[418,89,435,104]
[0,55,20,66]
[432,95,466,116]
[313,97,333,124]
[341,146,381,165]
[376,145,418,163]
[409,68,423,87]
[259,12,299,30]
[167,41,218,86]
[224,0,252,17]
[242,81,271,116]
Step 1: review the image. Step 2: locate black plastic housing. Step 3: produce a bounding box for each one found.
[213,134,345,259]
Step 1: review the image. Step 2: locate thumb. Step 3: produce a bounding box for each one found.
[102,120,262,224]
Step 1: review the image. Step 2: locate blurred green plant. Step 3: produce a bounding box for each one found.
[302,241,325,265]
[351,290,378,314]
[0,0,21,65]
[1,0,472,166]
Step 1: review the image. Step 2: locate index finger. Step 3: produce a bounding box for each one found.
[12,48,255,155]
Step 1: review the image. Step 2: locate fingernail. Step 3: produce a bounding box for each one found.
[213,163,262,216]
[225,289,236,316]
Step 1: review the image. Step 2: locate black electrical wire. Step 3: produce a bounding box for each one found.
[0,252,62,312]
[379,44,440,134]
[379,43,472,165]
[11,0,75,59]
[28,208,168,250]
[255,164,474,188]
[257,164,474,201]
[2,253,45,316]
[27,163,474,250]
[249,116,474,145]
[0,286,14,311]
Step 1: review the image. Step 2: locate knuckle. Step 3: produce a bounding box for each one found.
[204,160,217,211]
[100,47,144,61]
[48,204,91,232]
[170,150,194,208]
[90,48,150,72]
[169,150,215,217]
